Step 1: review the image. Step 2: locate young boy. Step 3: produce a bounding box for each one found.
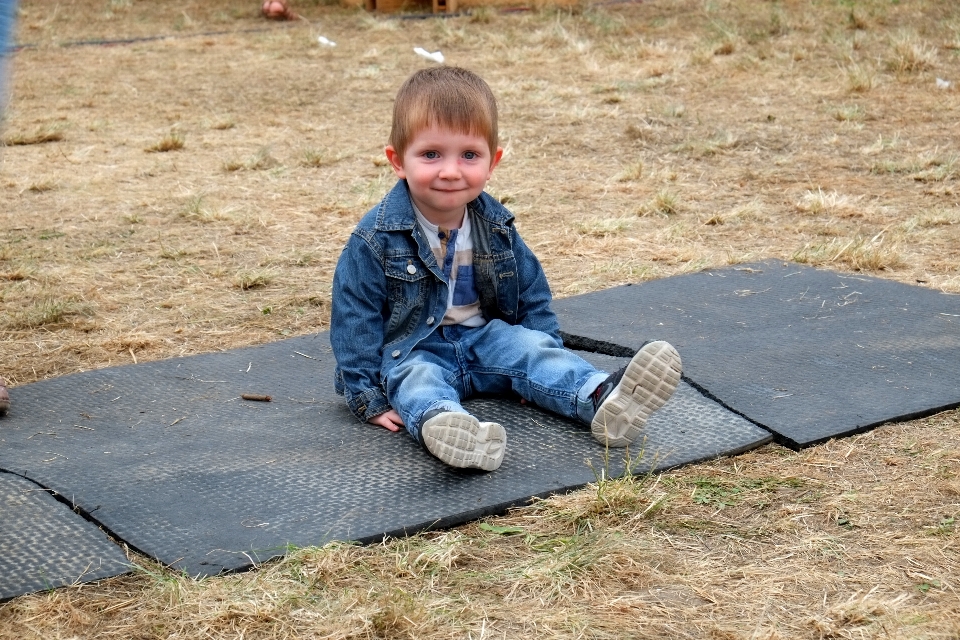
[331,66,681,471]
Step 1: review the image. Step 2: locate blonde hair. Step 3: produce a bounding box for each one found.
[389,66,498,157]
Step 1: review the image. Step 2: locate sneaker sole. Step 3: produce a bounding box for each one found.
[421,413,506,471]
[590,341,682,448]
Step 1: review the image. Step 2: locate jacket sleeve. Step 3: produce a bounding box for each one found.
[511,227,563,347]
[330,233,392,423]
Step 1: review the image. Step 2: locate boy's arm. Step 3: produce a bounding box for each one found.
[330,234,393,423]
[511,228,563,346]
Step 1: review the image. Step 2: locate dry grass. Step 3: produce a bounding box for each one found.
[145,130,185,153]
[2,0,960,637]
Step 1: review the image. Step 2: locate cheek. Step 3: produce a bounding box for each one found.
[470,167,492,183]
[408,165,432,182]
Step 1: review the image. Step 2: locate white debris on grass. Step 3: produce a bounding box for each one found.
[936,77,951,89]
[318,36,336,47]
[414,47,444,63]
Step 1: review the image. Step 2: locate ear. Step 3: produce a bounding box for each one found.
[385,145,406,179]
[486,147,504,180]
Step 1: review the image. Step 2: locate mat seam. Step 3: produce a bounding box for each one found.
[0,468,144,569]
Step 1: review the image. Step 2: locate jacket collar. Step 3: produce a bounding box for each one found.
[375,180,514,231]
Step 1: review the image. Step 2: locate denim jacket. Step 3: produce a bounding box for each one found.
[331,180,562,423]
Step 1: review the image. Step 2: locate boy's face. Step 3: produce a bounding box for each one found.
[386,124,503,226]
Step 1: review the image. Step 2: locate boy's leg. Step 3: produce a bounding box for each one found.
[385,333,506,471]
[588,341,682,447]
[460,320,607,419]
[460,321,681,447]
[385,345,464,442]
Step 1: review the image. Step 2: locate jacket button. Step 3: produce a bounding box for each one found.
[426,316,435,325]
[407,264,417,274]
[392,349,401,358]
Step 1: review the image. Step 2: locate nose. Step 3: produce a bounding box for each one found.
[438,157,461,180]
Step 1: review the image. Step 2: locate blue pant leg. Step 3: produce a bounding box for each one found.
[461,320,608,422]
[384,332,467,443]
[1,0,18,117]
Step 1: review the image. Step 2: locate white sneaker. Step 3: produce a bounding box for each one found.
[590,341,682,447]
[421,411,506,471]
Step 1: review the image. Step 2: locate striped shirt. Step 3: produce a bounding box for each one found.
[414,206,486,328]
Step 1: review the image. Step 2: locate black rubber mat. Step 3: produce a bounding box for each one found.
[0,472,129,601]
[554,260,960,448]
[0,334,768,579]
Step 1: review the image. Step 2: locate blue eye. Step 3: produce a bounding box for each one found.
[424,151,439,159]
[463,151,478,160]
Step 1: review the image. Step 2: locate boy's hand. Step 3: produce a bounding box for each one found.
[368,409,404,432]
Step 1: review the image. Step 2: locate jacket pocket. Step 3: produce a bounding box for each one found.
[383,256,431,339]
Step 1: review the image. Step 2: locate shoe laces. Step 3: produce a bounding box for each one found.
[590,366,625,412]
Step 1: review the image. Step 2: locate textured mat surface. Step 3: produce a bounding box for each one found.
[0,472,129,601]
[554,260,960,447]
[0,335,768,579]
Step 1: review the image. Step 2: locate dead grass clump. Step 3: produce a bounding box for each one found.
[793,234,905,272]
[887,33,938,73]
[104,332,160,355]
[713,38,736,56]
[911,153,958,183]
[178,194,235,224]
[615,159,643,182]
[903,208,960,230]
[300,149,325,168]
[688,45,715,66]
[704,201,767,227]
[3,297,90,330]
[210,118,236,130]
[0,267,32,281]
[833,103,866,122]
[872,152,957,182]
[535,457,668,532]
[223,147,281,172]
[808,592,920,638]
[624,121,658,143]
[796,189,863,216]
[576,216,633,237]
[848,6,871,31]
[683,130,741,157]
[145,131,185,153]
[24,180,57,194]
[468,5,495,24]
[234,268,277,290]
[639,190,680,217]
[845,62,877,93]
[3,125,65,146]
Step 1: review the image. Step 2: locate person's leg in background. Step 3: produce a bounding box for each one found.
[1,0,18,417]
[0,0,17,120]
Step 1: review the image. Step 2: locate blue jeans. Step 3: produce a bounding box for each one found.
[1,0,18,117]
[385,319,608,442]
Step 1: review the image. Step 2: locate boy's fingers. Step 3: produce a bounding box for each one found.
[370,410,404,432]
